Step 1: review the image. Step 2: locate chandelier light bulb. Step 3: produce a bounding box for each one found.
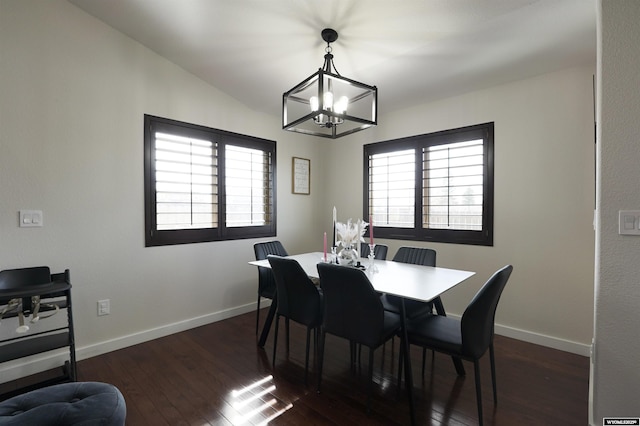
[335,96,348,114]
[323,91,334,109]
[310,96,319,112]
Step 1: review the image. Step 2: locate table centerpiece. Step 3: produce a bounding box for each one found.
[335,218,368,266]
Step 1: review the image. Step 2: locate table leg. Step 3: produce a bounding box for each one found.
[257,298,277,348]
[400,298,416,425]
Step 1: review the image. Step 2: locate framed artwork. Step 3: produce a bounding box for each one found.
[292,157,310,195]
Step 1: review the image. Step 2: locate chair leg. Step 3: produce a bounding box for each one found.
[350,341,356,371]
[255,296,261,335]
[367,347,374,414]
[473,360,484,426]
[397,341,404,392]
[313,328,318,367]
[452,356,466,376]
[317,330,326,393]
[421,347,427,378]
[304,327,312,385]
[382,337,395,373]
[272,315,280,368]
[285,318,290,354]
[489,342,498,403]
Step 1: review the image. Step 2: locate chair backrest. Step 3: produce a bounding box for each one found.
[360,243,388,260]
[317,263,385,347]
[268,255,322,326]
[0,266,51,291]
[392,246,436,267]
[254,241,288,297]
[461,265,513,358]
[254,240,288,260]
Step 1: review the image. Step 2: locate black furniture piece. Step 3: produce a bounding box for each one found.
[381,246,446,375]
[355,243,388,363]
[0,266,76,400]
[316,262,401,413]
[253,241,288,335]
[403,265,513,426]
[383,246,443,318]
[0,381,126,425]
[359,242,388,260]
[268,255,323,385]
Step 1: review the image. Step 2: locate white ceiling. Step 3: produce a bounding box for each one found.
[68,0,596,118]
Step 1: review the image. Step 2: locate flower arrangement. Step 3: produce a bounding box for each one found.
[335,218,369,248]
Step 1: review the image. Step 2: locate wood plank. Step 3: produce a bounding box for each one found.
[6,309,588,425]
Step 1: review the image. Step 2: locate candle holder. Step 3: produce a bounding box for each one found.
[367,243,378,272]
[331,247,338,264]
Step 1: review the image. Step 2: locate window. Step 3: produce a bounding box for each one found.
[364,122,494,246]
[144,115,276,246]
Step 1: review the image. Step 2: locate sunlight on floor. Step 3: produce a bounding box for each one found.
[229,375,293,425]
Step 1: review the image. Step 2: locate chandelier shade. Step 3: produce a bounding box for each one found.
[282,29,377,139]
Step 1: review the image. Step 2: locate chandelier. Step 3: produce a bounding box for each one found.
[282,28,378,139]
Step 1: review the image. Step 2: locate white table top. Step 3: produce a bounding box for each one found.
[249,252,475,303]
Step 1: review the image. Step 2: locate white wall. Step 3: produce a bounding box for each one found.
[324,65,596,354]
[592,0,640,422]
[1,0,596,382]
[0,0,325,380]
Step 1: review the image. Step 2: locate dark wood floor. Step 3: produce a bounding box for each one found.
[6,309,589,425]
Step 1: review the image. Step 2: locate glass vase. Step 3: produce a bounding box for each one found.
[338,244,358,266]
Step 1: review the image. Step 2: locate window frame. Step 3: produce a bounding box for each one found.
[363,122,494,246]
[144,115,277,247]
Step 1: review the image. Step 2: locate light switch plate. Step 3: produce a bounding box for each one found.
[19,210,43,228]
[97,299,110,316]
[619,210,640,235]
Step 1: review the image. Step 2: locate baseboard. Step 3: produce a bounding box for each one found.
[77,300,266,360]
[0,300,271,384]
[432,312,591,357]
[494,323,591,356]
[1,300,590,384]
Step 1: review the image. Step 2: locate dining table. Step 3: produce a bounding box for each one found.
[248,251,475,425]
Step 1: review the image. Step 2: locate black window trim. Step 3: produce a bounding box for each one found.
[144,114,277,247]
[363,122,494,246]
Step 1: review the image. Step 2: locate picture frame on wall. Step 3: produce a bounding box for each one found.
[292,157,310,195]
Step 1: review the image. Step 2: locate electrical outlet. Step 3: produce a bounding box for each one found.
[97,299,110,316]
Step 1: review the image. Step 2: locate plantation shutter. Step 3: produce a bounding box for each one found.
[368,149,415,228]
[423,139,484,230]
[154,132,217,230]
[225,145,273,227]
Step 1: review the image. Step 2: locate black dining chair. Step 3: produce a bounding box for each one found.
[359,243,388,260]
[316,262,401,413]
[253,241,288,335]
[402,265,513,426]
[383,246,443,318]
[357,243,389,363]
[381,246,444,375]
[268,255,323,385]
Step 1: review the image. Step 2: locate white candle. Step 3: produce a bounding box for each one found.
[356,220,361,258]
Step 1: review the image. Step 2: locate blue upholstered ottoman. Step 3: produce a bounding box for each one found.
[0,381,126,425]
